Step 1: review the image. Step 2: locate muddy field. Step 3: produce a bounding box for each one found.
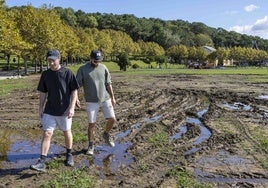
[0,73,268,187]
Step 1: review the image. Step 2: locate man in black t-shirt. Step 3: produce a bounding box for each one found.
[30,49,79,172]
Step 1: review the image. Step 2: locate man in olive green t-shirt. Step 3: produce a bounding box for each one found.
[76,50,116,155]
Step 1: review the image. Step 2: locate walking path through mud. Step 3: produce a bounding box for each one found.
[0,73,268,187]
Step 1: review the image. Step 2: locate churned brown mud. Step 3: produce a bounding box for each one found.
[0,73,268,187]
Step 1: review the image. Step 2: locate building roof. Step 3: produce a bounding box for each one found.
[203,46,216,53]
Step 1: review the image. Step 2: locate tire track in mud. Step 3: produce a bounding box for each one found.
[111,88,215,187]
[1,75,268,187]
[110,86,268,187]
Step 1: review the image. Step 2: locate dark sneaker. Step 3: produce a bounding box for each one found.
[65,153,74,167]
[103,132,115,147]
[30,160,46,172]
[86,145,94,155]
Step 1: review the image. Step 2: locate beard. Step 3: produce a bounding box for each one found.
[90,62,98,67]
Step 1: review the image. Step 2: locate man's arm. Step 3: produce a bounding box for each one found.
[68,89,78,118]
[106,84,116,107]
[39,92,47,118]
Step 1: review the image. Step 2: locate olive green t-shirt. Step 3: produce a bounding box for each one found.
[76,62,112,103]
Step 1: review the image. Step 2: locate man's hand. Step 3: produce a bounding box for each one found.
[76,99,81,108]
[68,108,75,119]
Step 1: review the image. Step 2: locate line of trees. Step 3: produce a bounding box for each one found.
[1,1,268,73]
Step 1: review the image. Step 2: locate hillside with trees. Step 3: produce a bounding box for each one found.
[1,0,268,73]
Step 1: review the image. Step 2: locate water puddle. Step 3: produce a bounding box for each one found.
[170,108,212,155]
[78,115,163,177]
[116,123,141,139]
[256,95,268,100]
[0,128,65,175]
[78,142,134,178]
[186,117,211,145]
[0,115,162,177]
[223,102,251,111]
[194,150,268,185]
[144,115,162,123]
[169,125,187,140]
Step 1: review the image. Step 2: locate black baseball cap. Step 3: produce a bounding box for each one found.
[46,49,60,60]
[90,50,102,61]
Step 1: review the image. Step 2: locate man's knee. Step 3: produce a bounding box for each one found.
[107,117,115,124]
[43,130,53,138]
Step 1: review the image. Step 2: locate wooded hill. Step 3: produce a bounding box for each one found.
[1,1,268,71]
[54,7,268,50]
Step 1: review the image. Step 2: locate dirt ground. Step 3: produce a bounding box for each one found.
[0,73,268,188]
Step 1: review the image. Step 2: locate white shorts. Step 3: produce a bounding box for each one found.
[86,99,115,123]
[41,114,72,131]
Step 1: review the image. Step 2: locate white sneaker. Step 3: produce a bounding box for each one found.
[103,132,115,147]
[86,145,94,155]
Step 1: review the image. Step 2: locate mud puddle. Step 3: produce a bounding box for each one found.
[77,115,163,178]
[0,128,65,175]
[222,102,251,111]
[170,108,212,155]
[194,150,268,186]
[256,95,268,100]
[0,115,163,177]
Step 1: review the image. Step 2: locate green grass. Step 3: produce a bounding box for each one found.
[0,77,35,97]
[169,166,212,188]
[42,169,95,188]
[68,61,268,76]
[148,132,169,147]
[1,62,268,98]
[253,127,268,153]
[122,66,268,76]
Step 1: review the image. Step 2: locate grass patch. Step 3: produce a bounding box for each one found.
[71,122,88,142]
[46,159,62,170]
[73,131,88,142]
[0,77,35,97]
[42,169,95,188]
[252,127,268,153]
[68,62,268,78]
[169,166,212,188]
[122,66,268,76]
[148,132,169,147]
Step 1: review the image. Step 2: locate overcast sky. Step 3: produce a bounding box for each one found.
[5,0,268,39]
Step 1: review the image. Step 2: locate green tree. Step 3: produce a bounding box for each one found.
[215,47,230,66]
[54,7,77,27]
[14,6,79,71]
[75,10,98,28]
[195,34,214,47]
[116,53,130,71]
[74,28,96,61]
[0,3,31,70]
[166,45,188,64]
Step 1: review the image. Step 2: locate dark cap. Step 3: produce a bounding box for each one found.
[90,50,102,61]
[46,49,60,60]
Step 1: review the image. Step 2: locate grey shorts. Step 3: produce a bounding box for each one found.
[86,99,115,123]
[41,113,72,131]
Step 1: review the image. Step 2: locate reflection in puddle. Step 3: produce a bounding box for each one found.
[0,128,65,174]
[223,102,251,111]
[79,115,163,177]
[0,115,162,177]
[80,142,134,178]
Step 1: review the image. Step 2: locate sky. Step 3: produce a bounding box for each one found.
[4,0,268,40]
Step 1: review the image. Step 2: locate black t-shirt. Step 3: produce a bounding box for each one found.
[37,67,79,116]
